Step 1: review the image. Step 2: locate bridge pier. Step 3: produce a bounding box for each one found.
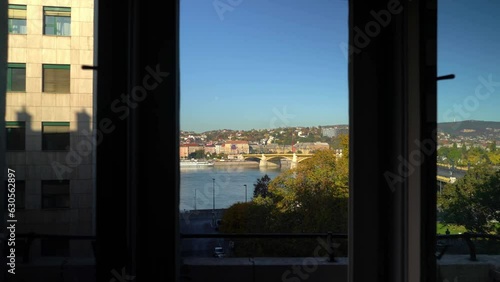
[290,153,298,169]
[259,154,268,167]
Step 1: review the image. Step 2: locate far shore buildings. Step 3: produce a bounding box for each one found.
[179,143,204,159]
[5,0,95,260]
[180,141,251,159]
[223,140,250,155]
[293,142,330,154]
[179,140,334,158]
[322,126,349,138]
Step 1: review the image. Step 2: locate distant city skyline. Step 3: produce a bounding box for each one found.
[180,1,500,133]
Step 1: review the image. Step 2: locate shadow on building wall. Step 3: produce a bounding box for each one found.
[3,107,96,282]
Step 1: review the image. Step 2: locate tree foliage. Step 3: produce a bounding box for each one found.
[253,174,271,198]
[438,164,500,233]
[221,135,350,256]
[188,149,205,159]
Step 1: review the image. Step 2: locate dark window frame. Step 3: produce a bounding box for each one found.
[43,6,71,36]
[41,180,70,209]
[41,238,70,257]
[41,121,70,151]
[6,63,26,92]
[42,64,71,93]
[8,4,27,34]
[5,121,26,151]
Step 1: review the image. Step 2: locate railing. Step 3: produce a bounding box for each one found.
[437,233,500,261]
[181,232,346,262]
[2,232,498,263]
[181,232,500,262]
[0,232,96,263]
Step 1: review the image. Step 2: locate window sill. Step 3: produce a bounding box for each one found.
[42,34,71,37]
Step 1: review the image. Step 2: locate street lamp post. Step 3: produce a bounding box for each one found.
[194,189,197,210]
[212,178,215,212]
[244,184,247,203]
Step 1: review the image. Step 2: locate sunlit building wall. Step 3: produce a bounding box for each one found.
[6,0,95,259]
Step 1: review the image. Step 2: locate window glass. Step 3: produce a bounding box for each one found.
[6,121,26,151]
[180,0,349,259]
[42,122,70,151]
[43,64,70,93]
[44,7,71,36]
[41,238,70,256]
[8,5,27,34]
[437,1,500,278]
[7,63,26,92]
[42,180,70,209]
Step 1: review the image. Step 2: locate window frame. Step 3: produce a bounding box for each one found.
[90,0,439,281]
[40,237,70,257]
[41,121,70,151]
[42,64,71,93]
[8,4,27,34]
[5,121,26,151]
[6,63,26,92]
[41,180,70,209]
[43,6,71,36]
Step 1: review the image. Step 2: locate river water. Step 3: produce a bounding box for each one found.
[179,165,284,211]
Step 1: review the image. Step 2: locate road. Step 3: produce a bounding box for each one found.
[180,210,229,257]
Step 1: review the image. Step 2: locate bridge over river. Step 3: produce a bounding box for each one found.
[242,154,467,185]
[242,153,315,169]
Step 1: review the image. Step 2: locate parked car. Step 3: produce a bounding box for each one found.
[215,219,222,231]
[213,246,225,258]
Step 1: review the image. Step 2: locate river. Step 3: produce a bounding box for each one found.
[179,165,284,211]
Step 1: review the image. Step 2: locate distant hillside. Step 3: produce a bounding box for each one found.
[438,120,500,136]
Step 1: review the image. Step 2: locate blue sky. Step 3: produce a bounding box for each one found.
[180,0,500,133]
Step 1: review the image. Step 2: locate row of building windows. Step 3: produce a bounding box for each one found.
[6,121,70,151]
[5,180,70,209]
[14,234,70,257]
[7,63,70,93]
[8,4,71,36]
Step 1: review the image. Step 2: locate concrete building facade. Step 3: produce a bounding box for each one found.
[179,143,204,159]
[5,0,95,259]
[223,140,249,155]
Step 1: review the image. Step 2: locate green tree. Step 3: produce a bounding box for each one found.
[438,165,500,233]
[188,149,205,159]
[489,151,500,165]
[468,146,490,165]
[449,143,461,163]
[253,174,272,198]
[221,136,350,256]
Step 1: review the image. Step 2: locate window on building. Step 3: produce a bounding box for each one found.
[42,122,70,151]
[41,238,70,257]
[43,6,71,36]
[7,63,26,92]
[4,180,25,210]
[42,64,70,93]
[41,180,70,209]
[8,4,27,34]
[6,121,26,151]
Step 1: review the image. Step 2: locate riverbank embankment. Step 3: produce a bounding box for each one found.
[213,160,260,167]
